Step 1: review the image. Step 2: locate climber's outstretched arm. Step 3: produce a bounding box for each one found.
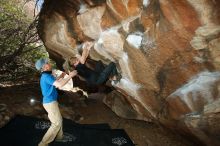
[78,41,94,64]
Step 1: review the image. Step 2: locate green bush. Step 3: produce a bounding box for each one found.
[0,0,48,83]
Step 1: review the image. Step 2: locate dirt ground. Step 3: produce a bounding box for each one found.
[0,83,196,146]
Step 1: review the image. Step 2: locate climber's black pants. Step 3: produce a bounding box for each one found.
[92,62,118,85]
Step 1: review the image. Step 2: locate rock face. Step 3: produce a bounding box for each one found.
[38,0,220,145]
[17,0,39,19]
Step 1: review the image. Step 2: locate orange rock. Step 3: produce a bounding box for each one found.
[38,0,220,145]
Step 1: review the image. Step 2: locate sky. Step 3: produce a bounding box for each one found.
[36,0,44,10]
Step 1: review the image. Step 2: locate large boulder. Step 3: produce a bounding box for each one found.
[38,0,220,145]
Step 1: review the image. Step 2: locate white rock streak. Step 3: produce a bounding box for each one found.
[143,0,150,7]
[94,28,121,61]
[114,77,141,98]
[119,52,132,79]
[98,29,124,58]
[94,41,115,62]
[169,71,220,111]
[78,3,88,14]
[126,34,143,49]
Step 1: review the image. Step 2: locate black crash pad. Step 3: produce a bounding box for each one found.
[0,115,135,146]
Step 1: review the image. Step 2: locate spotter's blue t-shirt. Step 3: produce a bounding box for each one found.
[40,72,58,104]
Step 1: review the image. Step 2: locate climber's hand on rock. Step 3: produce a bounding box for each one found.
[83,41,94,50]
[87,41,94,48]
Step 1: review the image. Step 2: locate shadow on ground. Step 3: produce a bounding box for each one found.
[0,83,196,146]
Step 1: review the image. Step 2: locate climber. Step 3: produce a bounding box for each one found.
[35,58,77,146]
[67,41,121,86]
